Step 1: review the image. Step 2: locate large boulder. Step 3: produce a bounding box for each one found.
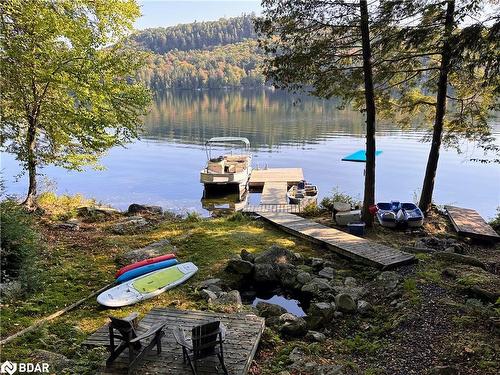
[115,239,175,266]
[254,264,279,283]
[279,313,307,337]
[333,277,366,300]
[307,302,336,330]
[200,289,218,302]
[335,293,357,313]
[254,245,299,265]
[301,278,333,297]
[226,258,254,275]
[256,301,287,325]
[318,267,335,280]
[278,264,298,288]
[211,290,242,308]
[310,257,326,271]
[376,271,401,293]
[128,203,163,215]
[305,330,326,343]
[112,216,148,235]
[296,272,313,286]
[198,278,222,289]
[357,300,373,315]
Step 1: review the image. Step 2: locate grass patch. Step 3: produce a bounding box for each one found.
[416,269,441,283]
[340,334,384,355]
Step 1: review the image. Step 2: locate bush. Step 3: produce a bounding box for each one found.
[320,187,358,212]
[0,199,41,294]
[36,192,94,221]
[489,207,500,234]
[185,211,202,222]
[301,202,322,217]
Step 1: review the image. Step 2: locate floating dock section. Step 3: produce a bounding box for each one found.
[248,168,304,189]
[445,205,500,242]
[254,211,416,269]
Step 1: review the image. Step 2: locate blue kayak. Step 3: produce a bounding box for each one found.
[116,258,178,283]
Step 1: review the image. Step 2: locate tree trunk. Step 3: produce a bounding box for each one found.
[359,0,376,227]
[23,117,37,210]
[418,0,455,214]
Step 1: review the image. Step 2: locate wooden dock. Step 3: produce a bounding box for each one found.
[445,205,500,242]
[246,168,304,210]
[248,168,303,188]
[255,212,416,269]
[260,181,288,205]
[83,308,265,375]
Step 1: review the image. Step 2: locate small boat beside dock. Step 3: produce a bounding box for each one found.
[287,181,318,206]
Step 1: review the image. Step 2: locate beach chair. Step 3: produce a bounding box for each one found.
[173,321,228,375]
[106,312,166,374]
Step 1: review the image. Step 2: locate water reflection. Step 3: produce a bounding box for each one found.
[201,191,249,215]
[143,89,370,148]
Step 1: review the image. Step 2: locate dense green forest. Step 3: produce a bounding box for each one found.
[131,15,266,91]
[131,15,256,53]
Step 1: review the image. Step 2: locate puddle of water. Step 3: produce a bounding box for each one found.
[252,294,306,317]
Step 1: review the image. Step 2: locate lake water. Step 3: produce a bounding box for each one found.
[1,90,499,219]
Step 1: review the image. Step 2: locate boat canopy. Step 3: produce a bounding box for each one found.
[205,137,250,147]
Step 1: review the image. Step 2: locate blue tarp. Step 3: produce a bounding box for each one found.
[342,149,383,162]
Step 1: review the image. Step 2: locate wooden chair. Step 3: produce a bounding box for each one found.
[173,321,228,375]
[106,312,166,374]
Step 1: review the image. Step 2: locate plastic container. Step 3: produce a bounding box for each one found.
[368,204,378,215]
[347,221,366,236]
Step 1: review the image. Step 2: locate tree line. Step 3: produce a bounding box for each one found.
[130,14,256,54]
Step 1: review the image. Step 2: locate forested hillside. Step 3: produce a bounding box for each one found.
[131,16,266,91]
[131,15,256,53]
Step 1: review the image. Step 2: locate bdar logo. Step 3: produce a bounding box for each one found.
[0,361,17,375]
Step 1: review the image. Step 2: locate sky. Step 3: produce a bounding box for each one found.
[135,0,262,29]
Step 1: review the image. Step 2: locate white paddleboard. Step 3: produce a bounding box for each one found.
[97,262,198,307]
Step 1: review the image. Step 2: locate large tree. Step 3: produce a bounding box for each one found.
[1,0,151,208]
[376,0,499,213]
[256,0,380,226]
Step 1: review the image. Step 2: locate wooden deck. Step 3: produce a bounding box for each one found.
[83,308,265,375]
[445,205,500,242]
[248,168,303,188]
[256,212,416,269]
[260,181,288,205]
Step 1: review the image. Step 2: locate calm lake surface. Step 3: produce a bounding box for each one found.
[2,90,499,218]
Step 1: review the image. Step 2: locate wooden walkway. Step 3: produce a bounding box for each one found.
[256,212,415,269]
[445,206,500,242]
[242,204,302,214]
[248,168,303,188]
[83,308,265,375]
[260,181,288,205]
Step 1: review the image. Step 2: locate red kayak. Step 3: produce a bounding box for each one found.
[115,254,176,278]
